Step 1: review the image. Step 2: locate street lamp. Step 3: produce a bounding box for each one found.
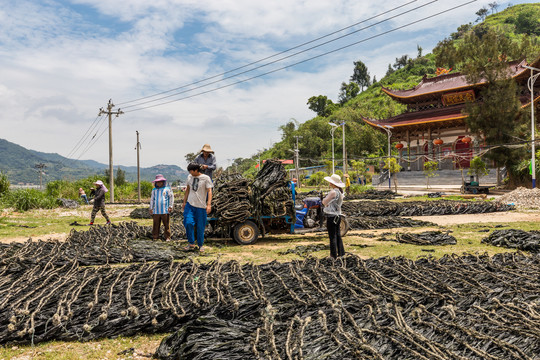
[340,121,347,174]
[377,124,394,189]
[329,122,339,173]
[524,65,540,188]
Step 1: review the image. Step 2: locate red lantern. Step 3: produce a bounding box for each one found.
[433,139,444,145]
[461,136,472,143]
[395,143,404,149]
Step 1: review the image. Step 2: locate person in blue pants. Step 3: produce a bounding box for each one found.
[182,163,213,253]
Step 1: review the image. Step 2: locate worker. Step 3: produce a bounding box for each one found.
[322,174,345,258]
[344,174,351,195]
[79,188,89,205]
[149,174,174,241]
[182,163,213,253]
[194,144,217,180]
[88,180,111,225]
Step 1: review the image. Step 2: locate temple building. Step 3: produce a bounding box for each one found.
[363,57,540,171]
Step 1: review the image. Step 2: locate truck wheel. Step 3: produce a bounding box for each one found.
[340,216,350,237]
[233,220,260,245]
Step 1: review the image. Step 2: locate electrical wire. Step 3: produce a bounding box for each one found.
[124,0,477,113]
[116,0,420,107]
[120,0,436,110]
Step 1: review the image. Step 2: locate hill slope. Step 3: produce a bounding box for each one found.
[0,138,188,184]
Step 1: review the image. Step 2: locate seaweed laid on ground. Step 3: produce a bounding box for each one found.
[1,252,539,360]
[342,200,514,217]
[482,229,540,253]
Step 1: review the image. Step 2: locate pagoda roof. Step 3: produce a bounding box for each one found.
[363,105,467,131]
[381,57,540,104]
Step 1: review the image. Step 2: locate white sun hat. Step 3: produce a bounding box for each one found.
[323,174,345,188]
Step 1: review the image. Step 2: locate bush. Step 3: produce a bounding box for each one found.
[2,189,59,212]
[0,172,9,197]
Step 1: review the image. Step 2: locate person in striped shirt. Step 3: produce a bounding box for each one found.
[149,174,174,241]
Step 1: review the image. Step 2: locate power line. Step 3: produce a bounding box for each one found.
[116,0,419,107]
[121,0,440,111]
[124,0,477,113]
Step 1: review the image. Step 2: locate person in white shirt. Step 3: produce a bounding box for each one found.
[182,163,213,253]
[322,174,345,258]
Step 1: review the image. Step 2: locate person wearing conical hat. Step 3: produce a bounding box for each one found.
[149,174,174,241]
[89,180,111,225]
[194,144,217,180]
[322,174,345,258]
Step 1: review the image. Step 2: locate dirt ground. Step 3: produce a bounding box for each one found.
[408,210,540,225]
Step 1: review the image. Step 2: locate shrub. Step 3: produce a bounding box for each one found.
[0,172,9,197]
[3,189,59,212]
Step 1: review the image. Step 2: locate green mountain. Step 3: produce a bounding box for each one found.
[0,138,188,185]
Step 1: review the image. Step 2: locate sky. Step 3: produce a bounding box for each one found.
[0,0,536,170]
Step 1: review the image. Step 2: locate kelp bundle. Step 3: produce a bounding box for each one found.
[390,231,457,245]
[210,174,252,224]
[347,216,435,230]
[482,229,540,253]
[0,222,188,272]
[251,159,294,220]
[342,200,514,217]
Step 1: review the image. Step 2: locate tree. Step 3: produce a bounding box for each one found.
[468,156,489,182]
[307,95,337,117]
[185,152,197,164]
[515,10,540,35]
[393,55,409,70]
[476,7,488,22]
[338,82,360,105]
[435,27,530,177]
[115,167,126,187]
[417,44,423,58]
[0,171,9,197]
[423,161,439,189]
[350,60,371,91]
[488,2,499,14]
[383,157,402,193]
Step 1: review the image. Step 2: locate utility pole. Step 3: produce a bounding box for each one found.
[35,163,46,189]
[135,131,141,202]
[98,99,123,203]
[293,136,303,187]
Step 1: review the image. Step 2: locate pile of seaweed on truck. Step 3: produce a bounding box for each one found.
[208,159,294,239]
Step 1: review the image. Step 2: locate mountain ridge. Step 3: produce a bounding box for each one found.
[0,138,188,184]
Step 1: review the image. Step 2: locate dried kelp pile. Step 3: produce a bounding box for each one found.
[130,203,184,220]
[277,243,329,257]
[347,216,436,230]
[154,253,540,359]
[342,200,514,217]
[2,253,540,360]
[482,229,540,253]
[251,159,294,224]
[345,189,396,200]
[381,231,457,245]
[210,174,252,224]
[0,222,188,271]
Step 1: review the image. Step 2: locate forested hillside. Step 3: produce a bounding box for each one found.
[0,138,188,184]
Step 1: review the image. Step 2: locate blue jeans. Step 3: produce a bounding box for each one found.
[183,202,207,247]
[81,194,89,204]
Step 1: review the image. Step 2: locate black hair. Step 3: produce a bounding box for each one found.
[187,162,201,172]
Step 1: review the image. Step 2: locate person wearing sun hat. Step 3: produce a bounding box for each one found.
[344,173,351,195]
[322,174,345,258]
[149,174,174,241]
[194,144,217,180]
[88,180,111,225]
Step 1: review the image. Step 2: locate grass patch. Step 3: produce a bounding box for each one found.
[0,333,164,360]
